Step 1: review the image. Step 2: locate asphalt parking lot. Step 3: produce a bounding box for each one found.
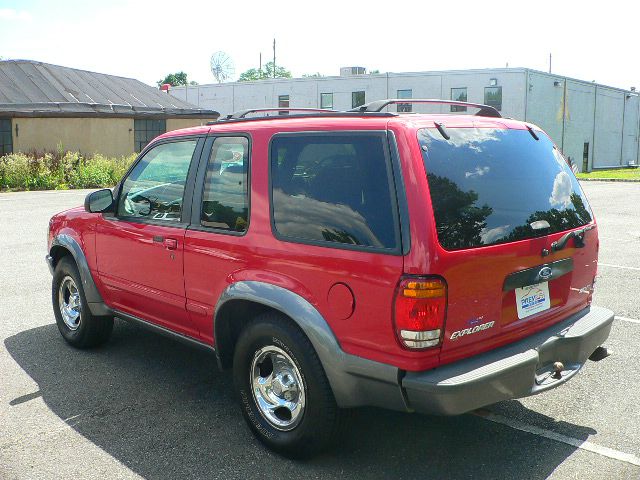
[0,182,639,479]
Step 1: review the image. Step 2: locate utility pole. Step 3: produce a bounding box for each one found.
[259,52,262,71]
[273,38,276,78]
[549,53,552,73]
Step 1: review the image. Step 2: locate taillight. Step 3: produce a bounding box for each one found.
[394,277,447,349]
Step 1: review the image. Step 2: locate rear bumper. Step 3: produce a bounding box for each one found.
[402,305,614,415]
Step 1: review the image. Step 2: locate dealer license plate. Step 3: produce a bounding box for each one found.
[515,282,550,319]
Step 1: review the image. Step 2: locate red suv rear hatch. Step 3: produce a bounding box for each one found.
[418,124,598,363]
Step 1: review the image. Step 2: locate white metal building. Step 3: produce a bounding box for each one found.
[169,67,640,172]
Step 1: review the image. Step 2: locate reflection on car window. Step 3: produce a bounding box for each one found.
[118,140,197,222]
[419,127,592,250]
[271,134,398,250]
[201,137,249,232]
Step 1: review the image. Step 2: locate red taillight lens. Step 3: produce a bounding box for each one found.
[394,277,447,349]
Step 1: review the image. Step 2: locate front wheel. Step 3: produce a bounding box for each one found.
[233,312,344,457]
[52,256,113,348]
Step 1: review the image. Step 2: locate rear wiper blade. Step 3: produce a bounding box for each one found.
[526,125,539,141]
[551,224,596,251]
[434,122,450,140]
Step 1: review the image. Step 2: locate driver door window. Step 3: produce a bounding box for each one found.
[118,140,197,222]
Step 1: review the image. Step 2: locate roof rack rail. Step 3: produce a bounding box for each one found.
[351,99,502,118]
[207,109,396,125]
[222,107,337,120]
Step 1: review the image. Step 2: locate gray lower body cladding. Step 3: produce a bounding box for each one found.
[400,305,613,415]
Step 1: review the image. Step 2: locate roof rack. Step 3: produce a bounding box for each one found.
[207,109,396,125]
[222,107,337,120]
[352,99,502,118]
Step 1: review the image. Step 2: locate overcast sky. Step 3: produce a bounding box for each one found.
[0,0,637,90]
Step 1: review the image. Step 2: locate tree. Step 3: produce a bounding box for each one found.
[302,72,324,78]
[369,69,380,74]
[156,72,197,87]
[238,62,291,82]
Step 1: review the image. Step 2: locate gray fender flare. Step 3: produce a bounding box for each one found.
[214,281,405,410]
[49,234,111,316]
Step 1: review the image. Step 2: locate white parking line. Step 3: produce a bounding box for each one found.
[616,316,640,324]
[474,409,640,467]
[599,263,640,271]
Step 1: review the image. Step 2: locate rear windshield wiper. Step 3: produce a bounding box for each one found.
[551,225,596,251]
[434,122,450,140]
[526,125,539,141]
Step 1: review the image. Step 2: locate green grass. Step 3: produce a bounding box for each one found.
[577,167,640,180]
[0,151,136,191]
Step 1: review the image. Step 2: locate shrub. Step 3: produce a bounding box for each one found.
[0,151,136,191]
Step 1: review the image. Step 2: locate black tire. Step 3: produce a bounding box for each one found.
[52,256,113,348]
[233,311,344,458]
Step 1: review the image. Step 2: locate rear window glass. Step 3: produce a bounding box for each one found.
[419,127,593,250]
[271,134,399,250]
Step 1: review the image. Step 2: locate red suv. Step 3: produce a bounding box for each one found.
[47,100,613,457]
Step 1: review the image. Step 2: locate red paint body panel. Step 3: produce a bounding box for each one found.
[48,113,600,373]
[94,218,194,336]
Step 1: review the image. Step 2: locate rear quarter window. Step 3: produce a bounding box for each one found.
[419,127,593,250]
[270,133,400,251]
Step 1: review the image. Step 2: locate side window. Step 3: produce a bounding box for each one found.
[118,140,197,222]
[271,134,399,250]
[200,137,249,232]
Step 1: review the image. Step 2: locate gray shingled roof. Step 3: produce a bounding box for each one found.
[0,60,218,118]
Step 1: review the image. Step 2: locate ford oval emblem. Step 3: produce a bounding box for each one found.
[539,266,553,280]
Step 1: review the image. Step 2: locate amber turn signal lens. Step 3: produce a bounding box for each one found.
[403,280,446,298]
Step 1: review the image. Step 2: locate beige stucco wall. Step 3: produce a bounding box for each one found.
[10,116,218,157]
[12,117,135,157]
[166,118,216,133]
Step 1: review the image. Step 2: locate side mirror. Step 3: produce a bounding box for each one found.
[84,189,114,213]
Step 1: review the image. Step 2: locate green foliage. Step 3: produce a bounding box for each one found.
[238,62,292,81]
[0,151,135,191]
[576,168,640,180]
[302,72,324,78]
[369,69,380,74]
[157,71,197,87]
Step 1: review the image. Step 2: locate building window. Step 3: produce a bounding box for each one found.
[0,118,12,155]
[484,86,502,111]
[450,88,468,112]
[397,89,412,112]
[352,91,366,108]
[278,95,290,108]
[320,93,333,109]
[134,119,166,153]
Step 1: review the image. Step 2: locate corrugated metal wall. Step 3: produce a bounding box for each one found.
[526,71,639,171]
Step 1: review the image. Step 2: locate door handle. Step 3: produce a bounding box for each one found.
[163,238,178,250]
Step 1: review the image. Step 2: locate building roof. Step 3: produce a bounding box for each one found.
[0,60,218,118]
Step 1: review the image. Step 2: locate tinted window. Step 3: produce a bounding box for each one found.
[201,137,249,232]
[271,134,398,250]
[484,86,502,111]
[0,118,11,155]
[118,140,197,222]
[320,93,333,109]
[134,119,166,152]
[397,89,412,112]
[450,87,467,112]
[419,127,592,250]
[352,91,365,108]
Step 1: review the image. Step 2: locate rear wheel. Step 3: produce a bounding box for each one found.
[232,311,344,458]
[52,256,113,348]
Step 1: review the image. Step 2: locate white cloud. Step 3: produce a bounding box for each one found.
[0,9,32,21]
[549,171,573,209]
[481,225,511,244]
[465,166,490,178]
